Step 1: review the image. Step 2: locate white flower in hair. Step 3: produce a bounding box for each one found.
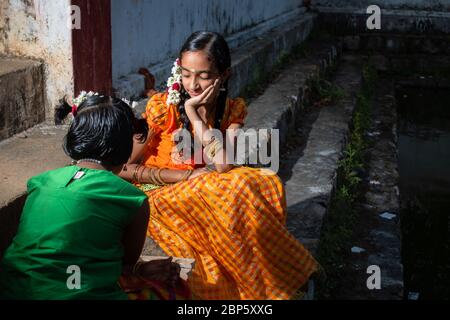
[72,91,100,106]
[167,77,175,88]
[166,59,183,106]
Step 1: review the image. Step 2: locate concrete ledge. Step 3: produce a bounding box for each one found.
[316,7,450,35]
[228,12,316,98]
[0,123,70,208]
[226,7,308,49]
[284,55,364,254]
[371,53,450,78]
[0,57,46,142]
[113,12,317,100]
[243,39,342,149]
[341,33,450,55]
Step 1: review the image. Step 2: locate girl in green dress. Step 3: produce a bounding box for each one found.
[0,95,181,300]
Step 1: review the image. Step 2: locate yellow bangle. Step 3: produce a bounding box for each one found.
[133,165,142,183]
[205,140,222,160]
[203,136,216,148]
[156,168,168,186]
[138,166,146,184]
[181,169,193,181]
[147,168,155,184]
[148,168,160,185]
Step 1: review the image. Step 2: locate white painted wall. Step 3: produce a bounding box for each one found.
[314,0,450,11]
[0,0,73,118]
[111,0,303,82]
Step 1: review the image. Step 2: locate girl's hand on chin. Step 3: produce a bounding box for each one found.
[185,79,221,110]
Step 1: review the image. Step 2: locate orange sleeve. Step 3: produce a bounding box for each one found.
[227,97,248,126]
[142,93,169,133]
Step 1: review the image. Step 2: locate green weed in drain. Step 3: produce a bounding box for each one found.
[316,61,375,299]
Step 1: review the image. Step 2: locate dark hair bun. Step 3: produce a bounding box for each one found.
[62,95,148,166]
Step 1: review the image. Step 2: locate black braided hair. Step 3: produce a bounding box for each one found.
[177,31,231,134]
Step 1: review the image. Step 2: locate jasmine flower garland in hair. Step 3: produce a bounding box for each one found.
[70,91,134,118]
[166,59,182,106]
[72,91,132,107]
[72,91,100,107]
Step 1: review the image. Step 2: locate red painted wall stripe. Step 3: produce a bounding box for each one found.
[72,0,112,96]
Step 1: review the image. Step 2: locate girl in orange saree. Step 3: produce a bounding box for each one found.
[119,31,318,300]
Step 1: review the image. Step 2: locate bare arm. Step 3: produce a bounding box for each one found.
[118,129,203,184]
[186,107,238,173]
[122,201,150,267]
[121,202,181,286]
[184,80,240,174]
[119,163,194,184]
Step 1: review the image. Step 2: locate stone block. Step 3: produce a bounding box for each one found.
[0,57,45,142]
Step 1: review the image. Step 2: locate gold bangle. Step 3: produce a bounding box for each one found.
[151,168,159,185]
[156,168,168,186]
[204,142,213,158]
[205,140,222,159]
[138,166,146,184]
[147,168,158,185]
[203,136,216,148]
[181,169,193,181]
[133,165,141,183]
[153,168,163,185]
[147,168,155,184]
[214,142,224,157]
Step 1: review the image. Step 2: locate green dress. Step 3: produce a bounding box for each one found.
[0,166,147,300]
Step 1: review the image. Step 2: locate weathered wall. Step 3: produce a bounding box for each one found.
[0,0,73,119]
[0,57,45,141]
[314,0,450,11]
[0,1,9,53]
[111,0,304,82]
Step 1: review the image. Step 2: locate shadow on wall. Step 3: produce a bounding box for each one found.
[0,194,26,260]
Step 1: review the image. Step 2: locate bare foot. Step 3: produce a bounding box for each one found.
[138,257,181,287]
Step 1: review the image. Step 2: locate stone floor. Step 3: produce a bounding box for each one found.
[0,122,69,208]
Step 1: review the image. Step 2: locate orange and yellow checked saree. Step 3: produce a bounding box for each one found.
[139,93,318,299]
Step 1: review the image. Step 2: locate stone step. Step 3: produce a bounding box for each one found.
[342,33,450,55]
[283,55,364,255]
[0,57,46,142]
[243,38,342,150]
[317,7,450,36]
